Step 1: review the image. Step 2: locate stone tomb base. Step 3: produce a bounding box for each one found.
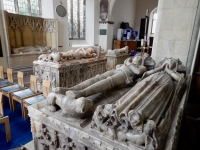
[33,57,107,92]
[28,86,188,150]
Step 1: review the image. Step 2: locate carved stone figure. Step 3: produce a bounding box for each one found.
[91,57,187,149]
[107,46,129,56]
[12,46,52,54]
[45,54,155,118]
[61,46,101,60]
[38,52,62,63]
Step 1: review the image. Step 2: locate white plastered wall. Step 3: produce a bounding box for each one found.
[41,0,100,50]
[134,0,159,33]
[42,0,69,52]
[69,0,100,49]
[112,0,137,39]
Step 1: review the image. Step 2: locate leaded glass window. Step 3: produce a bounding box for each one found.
[151,12,157,34]
[3,0,41,17]
[18,0,29,15]
[67,0,85,39]
[2,0,15,13]
[30,0,40,17]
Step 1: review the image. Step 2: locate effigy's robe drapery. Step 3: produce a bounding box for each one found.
[91,71,187,149]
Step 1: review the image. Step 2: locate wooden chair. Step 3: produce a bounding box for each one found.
[0,66,5,80]
[0,71,26,110]
[0,68,14,88]
[23,80,51,120]
[0,93,11,142]
[12,75,40,117]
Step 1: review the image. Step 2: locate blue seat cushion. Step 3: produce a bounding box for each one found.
[0,80,12,87]
[1,84,23,93]
[24,95,46,105]
[13,89,37,99]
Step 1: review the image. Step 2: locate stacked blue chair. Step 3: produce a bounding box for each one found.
[0,71,26,110]
[12,75,40,117]
[23,80,51,120]
[0,68,13,88]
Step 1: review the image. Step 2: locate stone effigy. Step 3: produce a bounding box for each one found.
[45,54,155,118]
[28,56,189,150]
[91,57,188,149]
[37,46,105,62]
[12,46,52,54]
[61,46,103,60]
[106,46,130,70]
[38,51,62,63]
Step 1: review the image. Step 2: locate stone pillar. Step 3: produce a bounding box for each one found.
[98,0,116,51]
[99,22,114,50]
[152,0,200,73]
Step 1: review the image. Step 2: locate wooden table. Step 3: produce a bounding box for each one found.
[113,40,137,51]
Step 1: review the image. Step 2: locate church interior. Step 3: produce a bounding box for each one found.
[0,0,200,149]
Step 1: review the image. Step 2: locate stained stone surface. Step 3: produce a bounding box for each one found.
[28,80,189,150]
[33,57,107,92]
[152,0,200,73]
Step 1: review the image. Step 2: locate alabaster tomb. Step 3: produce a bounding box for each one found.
[28,54,189,150]
[106,46,130,70]
[28,55,189,150]
[34,46,106,92]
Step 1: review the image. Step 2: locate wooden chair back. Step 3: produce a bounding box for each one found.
[0,92,11,142]
[7,68,13,83]
[30,75,37,92]
[0,66,4,79]
[0,92,4,116]
[42,80,51,97]
[17,71,24,87]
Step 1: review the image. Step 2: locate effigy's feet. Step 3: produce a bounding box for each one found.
[61,91,93,118]
[52,87,69,94]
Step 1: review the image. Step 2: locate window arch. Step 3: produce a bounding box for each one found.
[148,7,157,38]
[67,0,86,40]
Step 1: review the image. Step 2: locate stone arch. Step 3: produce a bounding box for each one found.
[147,7,158,39]
[23,26,33,46]
[109,0,117,20]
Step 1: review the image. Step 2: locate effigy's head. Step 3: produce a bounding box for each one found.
[132,56,142,66]
[142,53,156,70]
[164,58,177,70]
[161,58,186,72]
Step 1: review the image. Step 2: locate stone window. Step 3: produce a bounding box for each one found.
[148,7,158,38]
[151,10,157,34]
[2,0,42,17]
[67,0,85,40]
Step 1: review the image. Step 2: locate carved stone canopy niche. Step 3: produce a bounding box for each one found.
[3,11,58,68]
